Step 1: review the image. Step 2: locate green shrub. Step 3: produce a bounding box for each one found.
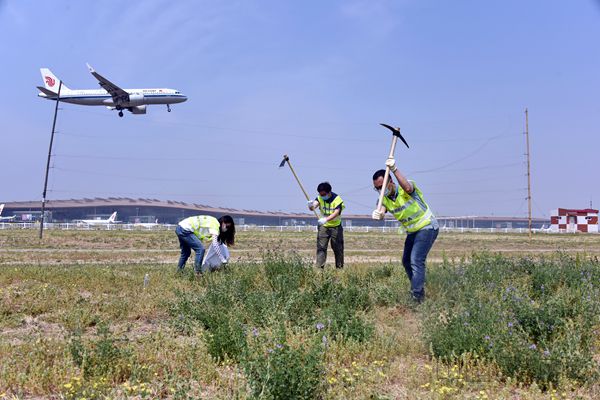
[170,254,379,348]
[423,253,600,388]
[263,251,311,296]
[323,303,374,343]
[69,323,133,382]
[203,311,248,362]
[243,334,325,400]
[169,289,248,361]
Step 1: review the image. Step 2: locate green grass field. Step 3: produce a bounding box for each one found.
[1,230,599,399]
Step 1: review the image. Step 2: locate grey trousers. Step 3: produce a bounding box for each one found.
[316,225,344,268]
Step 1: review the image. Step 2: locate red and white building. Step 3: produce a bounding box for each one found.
[550,208,598,233]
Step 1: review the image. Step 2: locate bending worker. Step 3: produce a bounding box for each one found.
[308,182,345,269]
[371,158,438,302]
[175,215,235,274]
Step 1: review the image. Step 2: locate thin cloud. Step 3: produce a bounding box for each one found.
[339,0,404,38]
[1,0,27,28]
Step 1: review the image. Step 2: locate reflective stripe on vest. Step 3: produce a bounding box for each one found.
[382,183,433,233]
[317,194,345,228]
[405,209,433,231]
[388,198,416,215]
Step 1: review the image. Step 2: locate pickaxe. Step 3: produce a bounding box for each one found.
[279,155,320,219]
[376,123,410,212]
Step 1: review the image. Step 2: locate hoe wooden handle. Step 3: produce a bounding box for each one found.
[285,158,321,219]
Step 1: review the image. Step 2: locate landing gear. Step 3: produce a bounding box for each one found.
[167,104,171,112]
[118,111,124,117]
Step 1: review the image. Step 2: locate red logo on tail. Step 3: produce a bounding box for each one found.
[45,76,56,87]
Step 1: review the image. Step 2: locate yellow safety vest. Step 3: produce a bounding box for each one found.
[317,193,345,228]
[382,181,433,233]
[178,215,220,240]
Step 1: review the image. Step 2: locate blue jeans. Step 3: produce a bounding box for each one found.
[402,227,438,302]
[176,226,205,273]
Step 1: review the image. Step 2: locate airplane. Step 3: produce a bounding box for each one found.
[532,224,552,233]
[133,218,162,228]
[37,64,187,117]
[0,204,16,222]
[74,212,119,226]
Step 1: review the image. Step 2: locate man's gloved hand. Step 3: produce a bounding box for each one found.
[318,217,327,225]
[385,157,397,172]
[307,200,316,210]
[371,209,384,220]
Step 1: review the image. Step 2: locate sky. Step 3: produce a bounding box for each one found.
[0,0,598,218]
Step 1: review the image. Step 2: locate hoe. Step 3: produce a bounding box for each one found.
[279,154,321,219]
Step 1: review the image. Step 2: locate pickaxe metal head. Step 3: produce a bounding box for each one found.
[278,154,290,168]
[380,123,409,149]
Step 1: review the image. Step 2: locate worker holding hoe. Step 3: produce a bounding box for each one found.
[372,158,438,302]
[175,215,235,274]
[308,182,345,269]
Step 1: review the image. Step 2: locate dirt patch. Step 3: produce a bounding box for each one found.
[1,315,66,345]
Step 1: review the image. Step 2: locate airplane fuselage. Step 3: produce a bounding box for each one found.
[38,88,187,107]
[77,220,114,226]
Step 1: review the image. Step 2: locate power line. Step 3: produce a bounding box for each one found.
[52,167,207,183]
[60,107,521,144]
[426,174,525,185]
[48,189,302,198]
[411,162,522,174]
[427,189,525,196]
[409,134,513,174]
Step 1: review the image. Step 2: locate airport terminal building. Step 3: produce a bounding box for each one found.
[0,198,548,229]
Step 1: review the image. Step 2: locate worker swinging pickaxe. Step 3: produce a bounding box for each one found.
[279,154,322,220]
[375,123,410,214]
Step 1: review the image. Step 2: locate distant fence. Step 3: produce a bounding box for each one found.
[0,222,588,234]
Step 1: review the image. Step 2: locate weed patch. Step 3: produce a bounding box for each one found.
[424,253,600,388]
[168,253,401,393]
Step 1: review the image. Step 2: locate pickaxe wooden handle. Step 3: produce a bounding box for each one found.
[376,124,409,212]
[376,136,398,211]
[279,155,320,219]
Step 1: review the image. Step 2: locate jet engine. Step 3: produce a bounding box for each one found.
[128,105,147,114]
[127,93,145,106]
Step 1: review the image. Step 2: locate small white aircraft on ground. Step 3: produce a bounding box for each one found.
[532,224,552,233]
[37,64,187,117]
[132,218,162,228]
[0,204,16,222]
[75,212,119,226]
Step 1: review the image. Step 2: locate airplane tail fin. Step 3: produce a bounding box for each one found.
[40,68,71,93]
[108,212,117,223]
[0,204,4,216]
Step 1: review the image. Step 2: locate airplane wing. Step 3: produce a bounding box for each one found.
[86,63,130,105]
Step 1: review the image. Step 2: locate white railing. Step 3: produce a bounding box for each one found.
[0,222,585,234]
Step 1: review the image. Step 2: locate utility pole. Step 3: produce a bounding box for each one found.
[39,81,62,239]
[524,108,532,240]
